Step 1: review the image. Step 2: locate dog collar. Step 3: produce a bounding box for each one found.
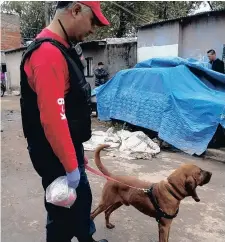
[145,184,179,223]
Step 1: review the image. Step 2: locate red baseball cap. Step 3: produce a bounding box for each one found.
[79,1,110,26]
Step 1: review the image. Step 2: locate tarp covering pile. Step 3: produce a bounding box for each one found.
[95,57,225,155]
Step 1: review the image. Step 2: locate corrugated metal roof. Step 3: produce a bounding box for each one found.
[105,37,137,44]
[80,40,107,46]
[81,37,137,46]
[139,9,225,29]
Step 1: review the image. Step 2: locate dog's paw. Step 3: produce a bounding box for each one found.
[106,223,115,229]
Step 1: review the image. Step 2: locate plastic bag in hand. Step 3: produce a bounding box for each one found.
[46,176,77,208]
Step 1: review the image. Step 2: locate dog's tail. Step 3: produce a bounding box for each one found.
[94,144,111,177]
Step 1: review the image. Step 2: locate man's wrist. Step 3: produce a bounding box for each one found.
[64,160,78,173]
[66,167,79,175]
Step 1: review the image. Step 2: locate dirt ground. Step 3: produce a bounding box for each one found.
[1,96,225,242]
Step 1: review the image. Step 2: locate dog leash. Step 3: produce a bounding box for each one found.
[85,164,147,192]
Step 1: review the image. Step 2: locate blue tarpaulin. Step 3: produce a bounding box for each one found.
[95,57,225,155]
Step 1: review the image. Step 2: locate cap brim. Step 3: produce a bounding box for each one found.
[92,8,110,26]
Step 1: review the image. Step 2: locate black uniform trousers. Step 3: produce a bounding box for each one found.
[27,141,96,242]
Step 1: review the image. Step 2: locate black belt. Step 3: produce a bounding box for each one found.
[145,185,179,223]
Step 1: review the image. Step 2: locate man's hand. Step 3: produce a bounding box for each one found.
[66,168,80,190]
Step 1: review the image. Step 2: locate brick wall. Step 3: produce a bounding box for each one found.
[1,13,22,50]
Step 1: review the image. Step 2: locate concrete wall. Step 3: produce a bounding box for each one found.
[4,42,137,91]
[83,42,137,88]
[181,14,225,61]
[5,50,23,91]
[1,13,22,50]
[1,52,6,64]
[4,46,106,91]
[223,45,225,64]
[107,42,137,77]
[82,45,106,89]
[138,12,225,63]
[137,22,180,62]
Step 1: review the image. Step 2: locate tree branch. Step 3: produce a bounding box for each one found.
[207,1,213,10]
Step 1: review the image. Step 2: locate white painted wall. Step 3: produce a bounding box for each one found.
[137,22,180,62]
[138,44,179,62]
[5,50,23,90]
[138,13,225,63]
[1,52,6,63]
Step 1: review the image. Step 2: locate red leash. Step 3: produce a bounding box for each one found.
[85,164,111,180]
[85,164,146,192]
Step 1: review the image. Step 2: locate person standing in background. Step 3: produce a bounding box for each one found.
[94,62,109,87]
[207,49,225,74]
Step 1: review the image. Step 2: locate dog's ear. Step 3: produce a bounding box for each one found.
[185,176,200,202]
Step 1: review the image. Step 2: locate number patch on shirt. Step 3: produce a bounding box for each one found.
[57,98,66,120]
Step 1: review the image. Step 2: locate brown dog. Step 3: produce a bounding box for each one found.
[91,144,212,242]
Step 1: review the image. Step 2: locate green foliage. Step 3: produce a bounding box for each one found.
[207,1,225,10]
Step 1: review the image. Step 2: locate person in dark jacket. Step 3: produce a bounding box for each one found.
[94,62,109,87]
[207,49,225,74]
[20,1,109,242]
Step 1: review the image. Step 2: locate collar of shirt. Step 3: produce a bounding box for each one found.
[36,28,70,48]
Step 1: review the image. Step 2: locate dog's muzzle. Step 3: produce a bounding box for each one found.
[200,171,212,186]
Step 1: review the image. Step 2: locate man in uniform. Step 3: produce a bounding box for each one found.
[20,2,109,242]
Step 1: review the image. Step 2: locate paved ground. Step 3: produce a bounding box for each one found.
[1,96,225,242]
